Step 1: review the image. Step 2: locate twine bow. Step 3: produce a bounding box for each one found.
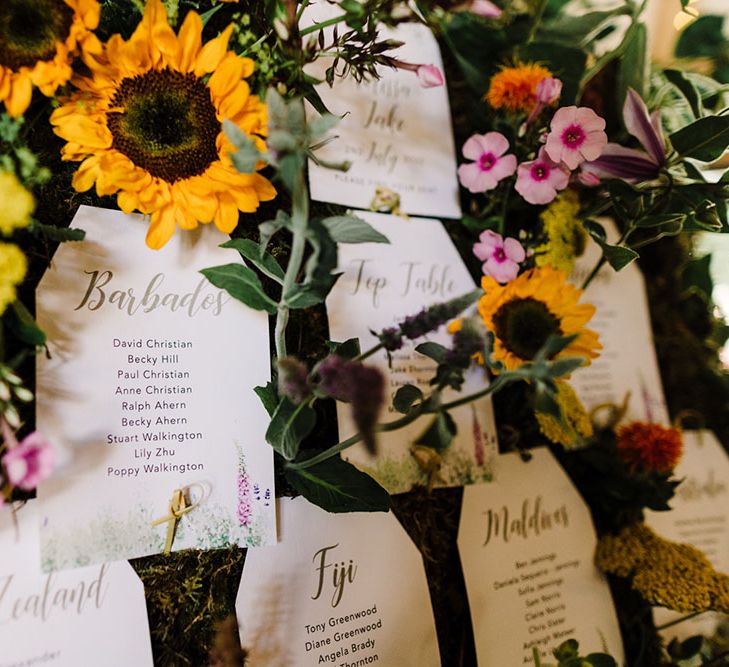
[152,485,202,555]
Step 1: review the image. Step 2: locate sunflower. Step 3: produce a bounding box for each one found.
[478,266,601,370]
[485,63,552,114]
[0,0,99,117]
[51,0,276,249]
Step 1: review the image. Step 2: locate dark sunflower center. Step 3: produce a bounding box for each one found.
[0,0,74,70]
[492,297,562,361]
[107,68,221,183]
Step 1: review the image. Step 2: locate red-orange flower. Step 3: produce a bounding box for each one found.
[617,422,683,473]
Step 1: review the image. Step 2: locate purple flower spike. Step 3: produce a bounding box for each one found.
[623,88,666,166]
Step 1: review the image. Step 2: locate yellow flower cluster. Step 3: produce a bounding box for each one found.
[535,190,587,274]
[535,380,593,448]
[0,242,28,316]
[596,522,729,613]
[0,171,35,235]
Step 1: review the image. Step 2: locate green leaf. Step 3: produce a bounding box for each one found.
[617,22,647,108]
[28,221,85,242]
[534,334,579,362]
[602,244,639,271]
[223,119,262,173]
[664,69,704,119]
[322,215,390,244]
[538,8,632,43]
[553,638,579,661]
[415,341,447,363]
[308,113,340,139]
[200,264,277,314]
[221,238,285,282]
[285,457,390,512]
[675,15,726,59]
[259,210,291,253]
[265,397,316,461]
[198,3,223,26]
[6,300,46,346]
[635,213,687,229]
[415,412,457,452]
[254,382,278,417]
[534,382,562,421]
[392,384,423,414]
[670,115,729,162]
[325,338,361,359]
[283,283,331,309]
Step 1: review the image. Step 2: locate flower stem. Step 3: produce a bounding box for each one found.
[300,13,348,36]
[287,374,513,470]
[275,155,310,359]
[354,342,385,362]
[527,0,548,43]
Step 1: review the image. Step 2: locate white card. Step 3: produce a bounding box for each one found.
[571,220,668,423]
[458,448,624,665]
[36,205,275,570]
[0,503,154,666]
[646,430,729,641]
[326,211,497,494]
[235,497,440,666]
[303,3,461,219]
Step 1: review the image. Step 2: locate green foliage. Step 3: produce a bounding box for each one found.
[670,115,729,163]
[676,15,726,60]
[414,412,457,452]
[392,384,423,414]
[516,42,587,105]
[321,214,390,244]
[584,220,639,271]
[221,238,285,283]
[285,456,390,512]
[200,264,277,314]
[664,69,704,119]
[265,397,317,461]
[536,638,617,667]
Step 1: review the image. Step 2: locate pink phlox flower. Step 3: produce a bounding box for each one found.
[469,0,503,17]
[473,229,525,283]
[515,148,571,205]
[2,431,55,491]
[583,88,666,183]
[457,132,517,193]
[416,64,444,88]
[545,106,607,170]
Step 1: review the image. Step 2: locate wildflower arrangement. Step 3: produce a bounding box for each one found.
[0,0,728,665]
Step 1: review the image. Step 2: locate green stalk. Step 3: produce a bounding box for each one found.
[527,0,548,43]
[300,13,348,36]
[275,164,309,359]
[288,374,515,470]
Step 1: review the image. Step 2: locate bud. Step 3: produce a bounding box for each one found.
[469,0,503,18]
[536,77,562,105]
[416,64,445,89]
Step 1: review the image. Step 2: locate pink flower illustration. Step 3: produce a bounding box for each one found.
[457,132,517,193]
[515,148,571,205]
[544,106,607,170]
[2,431,55,491]
[473,230,525,283]
[416,64,444,88]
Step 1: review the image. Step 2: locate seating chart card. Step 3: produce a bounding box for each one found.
[458,448,624,665]
[646,430,729,641]
[326,211,497,494]
[303,2,461,219]
[236,497,440,666]
[36,205,276,570]
[571,219,668,423]
[0,502,154,667]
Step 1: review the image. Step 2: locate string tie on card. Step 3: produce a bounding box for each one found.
[152,483,203,555]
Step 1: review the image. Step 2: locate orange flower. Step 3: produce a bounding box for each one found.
[486,63,553,114]
[617,422,683,473]
[0,0,100,117]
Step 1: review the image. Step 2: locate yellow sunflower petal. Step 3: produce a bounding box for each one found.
[146,206,177,250]
[194,25,234,76]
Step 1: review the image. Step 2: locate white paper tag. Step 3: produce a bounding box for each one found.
[303,3,461,218]
[235,497,440,666]
[458,448,624,665]
[326,211,497,494]
[36,205,276,569]
[571,219,668,423]
[0,502,154,666]
[646,430,729,641]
